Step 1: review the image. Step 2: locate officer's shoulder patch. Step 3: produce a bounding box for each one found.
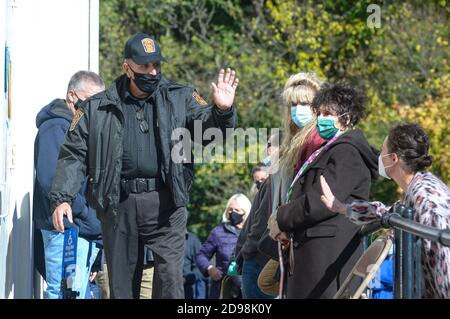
[70,109,84,131]
[192,91,207,106]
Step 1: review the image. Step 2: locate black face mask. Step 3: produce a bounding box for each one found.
[255,181,263,190]
[229,211,244,226]
[74,98,84,110]
[129,65,161,93]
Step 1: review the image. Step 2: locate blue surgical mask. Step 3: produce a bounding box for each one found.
[291,105,312,128]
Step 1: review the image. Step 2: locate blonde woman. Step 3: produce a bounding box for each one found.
[278,72,324,173]
[238,72,325,299]
[267,73,326,249]
[196,194,251,298]
[269,72,325,220]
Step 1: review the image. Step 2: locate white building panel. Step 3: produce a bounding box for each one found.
[0,0,99,299]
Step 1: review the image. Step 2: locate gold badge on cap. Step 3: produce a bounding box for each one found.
[70,109,84,131]
[193,91,208,106]
[141,38,155,53]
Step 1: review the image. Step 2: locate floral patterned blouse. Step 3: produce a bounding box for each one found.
[346,172,450,299]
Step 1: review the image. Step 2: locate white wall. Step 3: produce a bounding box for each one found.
[0,0,11,301]
[0,0,99,299]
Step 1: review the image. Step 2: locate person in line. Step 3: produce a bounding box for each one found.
[184,231,206,299]
[320,122,450,299]
[253,163,270,190]
[196,194,251,299]
[247,163,269,201]
[33,70,104,299]
[247,72,324,298]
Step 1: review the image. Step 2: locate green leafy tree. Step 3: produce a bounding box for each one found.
[100,0,449,240]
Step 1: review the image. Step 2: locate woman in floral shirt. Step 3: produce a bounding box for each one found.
[320,122,450,299]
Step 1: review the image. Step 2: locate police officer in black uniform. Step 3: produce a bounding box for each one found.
[49,32,239,299]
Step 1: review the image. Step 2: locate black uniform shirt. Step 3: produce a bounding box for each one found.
[121,83,161,179]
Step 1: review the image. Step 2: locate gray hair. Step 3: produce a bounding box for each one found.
[67,70,105,94]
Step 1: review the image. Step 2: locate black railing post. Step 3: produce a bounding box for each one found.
[376,204,450,299]
[414,238,422,298]
[400,205,415,299]
[394,226,403,299]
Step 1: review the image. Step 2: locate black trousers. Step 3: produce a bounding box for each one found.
[100,188,186,299]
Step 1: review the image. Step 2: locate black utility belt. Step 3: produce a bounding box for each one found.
[120,178,165,194]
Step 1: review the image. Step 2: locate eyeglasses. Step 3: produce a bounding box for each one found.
[135,107,149,133]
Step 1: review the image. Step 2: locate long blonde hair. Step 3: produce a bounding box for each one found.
[279,72,323,174]
[280,121,317,173]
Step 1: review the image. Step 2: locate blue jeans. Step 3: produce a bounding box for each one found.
[185,278,207,299]
[41,229,99,299]
[242,258,274,299]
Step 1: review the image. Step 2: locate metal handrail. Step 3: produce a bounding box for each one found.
[381,209,450,248]
[384,204,450,298]
[357,203,450,299]
[358,221,383,237]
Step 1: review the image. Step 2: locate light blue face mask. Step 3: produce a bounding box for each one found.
[291,105,313,128]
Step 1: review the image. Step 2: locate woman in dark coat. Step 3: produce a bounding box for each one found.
[269,83,378,298]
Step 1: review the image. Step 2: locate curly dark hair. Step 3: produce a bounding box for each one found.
[311,82,366,128]
[387,122,433,173]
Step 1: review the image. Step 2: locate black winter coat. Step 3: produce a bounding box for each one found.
[277,129,378,299]
[49,75,236,219]
[235,177,271,267]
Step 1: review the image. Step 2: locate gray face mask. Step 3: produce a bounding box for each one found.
[378,154,393,179]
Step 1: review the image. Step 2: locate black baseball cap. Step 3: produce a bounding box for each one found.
[124,32,165,65]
